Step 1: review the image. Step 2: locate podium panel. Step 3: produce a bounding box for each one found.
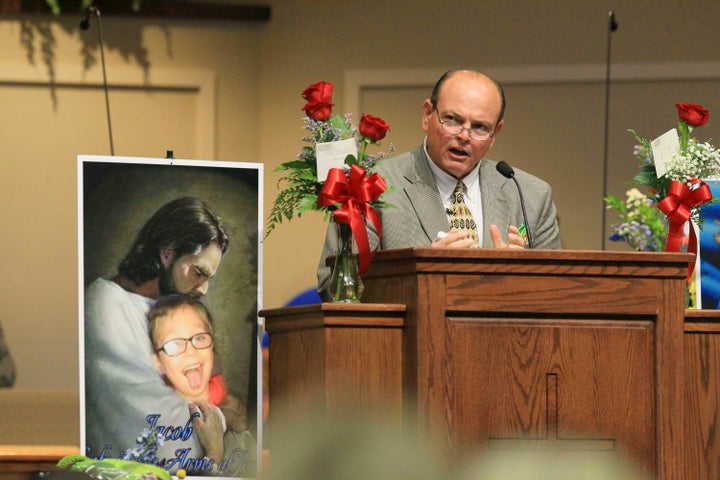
[263,249,693,479]
[263,303,405,421]
[446,318,654,466]
[684,311,720,479]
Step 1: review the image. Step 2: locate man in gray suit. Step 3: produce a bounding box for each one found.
[318,68,562,295]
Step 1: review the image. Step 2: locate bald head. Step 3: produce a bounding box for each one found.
[430,69,506,125]
[422,69,507,179]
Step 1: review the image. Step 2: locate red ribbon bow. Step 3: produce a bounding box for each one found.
[318,164,386,275]
[657,179,712,278]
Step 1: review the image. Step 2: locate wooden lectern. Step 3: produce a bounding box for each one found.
[262,249,693,479]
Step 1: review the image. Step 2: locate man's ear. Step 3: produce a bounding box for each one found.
[489,119,505,149]
[421,99,434,133]
[160,248,175,268]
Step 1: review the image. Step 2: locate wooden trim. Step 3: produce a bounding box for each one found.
[363,248,693,279]
[0,445,79,473]
[685,309,720,333]
[261,303,406,332]
[344,62,720,117]
[0,0,271,22]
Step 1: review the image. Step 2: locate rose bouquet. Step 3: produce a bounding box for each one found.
[606,102,719,255]
[266,81,393,278]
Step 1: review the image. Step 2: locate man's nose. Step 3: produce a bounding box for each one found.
[456,126,472,140]
[194,280,209,296]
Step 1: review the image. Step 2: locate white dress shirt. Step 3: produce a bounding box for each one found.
[423,139,484,244]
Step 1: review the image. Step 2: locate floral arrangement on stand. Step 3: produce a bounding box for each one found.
[266,81,393,302]
[607,102,719,250]
[605,187,667,251]
[606,102,720,306]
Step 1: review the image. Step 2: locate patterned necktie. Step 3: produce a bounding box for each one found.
[448,181,479,246]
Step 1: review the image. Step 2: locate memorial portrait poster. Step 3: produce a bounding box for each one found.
[78,155,263,478]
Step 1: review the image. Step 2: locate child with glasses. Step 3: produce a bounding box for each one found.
[148,294,256,477]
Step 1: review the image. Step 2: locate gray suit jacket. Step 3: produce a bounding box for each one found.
[317,146,562,294]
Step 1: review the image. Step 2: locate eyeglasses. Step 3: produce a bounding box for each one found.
[434,106,494,141]
[156,332,214,356]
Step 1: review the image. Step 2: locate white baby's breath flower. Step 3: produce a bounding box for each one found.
[665,139,720,183]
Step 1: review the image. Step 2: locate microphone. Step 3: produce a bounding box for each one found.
[80,10,91,30]
[496,161,534,248]
[80,5,98,30]
[609,10,618,32]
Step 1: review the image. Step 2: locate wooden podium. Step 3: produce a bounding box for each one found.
[262,249,693,479]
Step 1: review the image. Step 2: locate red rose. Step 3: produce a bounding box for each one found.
[302,99,334,121]
[359,114,391,142]
[301,81,335,121]
[302,81,334,103]
[675,102,709,127]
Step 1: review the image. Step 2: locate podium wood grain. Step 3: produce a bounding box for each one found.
[684,310,720,479]
[0,445,79,478]
[263,249,694,479]
[262,303,405,423]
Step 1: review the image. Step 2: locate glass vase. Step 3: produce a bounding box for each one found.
[328,222,363,303]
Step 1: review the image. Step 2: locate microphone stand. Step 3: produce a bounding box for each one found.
[496,161,534,249]
[601,10,618,249]
[82,5,115,156]
[514,176,534,249]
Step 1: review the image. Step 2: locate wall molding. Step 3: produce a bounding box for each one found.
[345,62,720,115]
[0,64,216,159]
